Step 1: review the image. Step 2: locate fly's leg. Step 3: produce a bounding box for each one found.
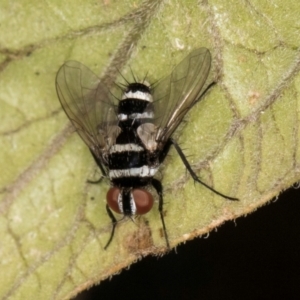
[152,179,170,249]
[87,149,117,249]
[170,138,238,201]
[87,177,104,184]
[87,149,107,184]
[192,81,216,107]
[104,204,118,250]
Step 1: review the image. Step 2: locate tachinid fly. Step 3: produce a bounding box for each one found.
[56,48,238,249]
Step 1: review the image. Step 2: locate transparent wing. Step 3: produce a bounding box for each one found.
[56,61,119,157]
[152,48,211,147]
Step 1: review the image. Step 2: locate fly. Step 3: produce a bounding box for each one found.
[55,48,238,249]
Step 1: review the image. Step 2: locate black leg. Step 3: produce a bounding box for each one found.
[193,81,216,107]
[87,149,117,249]
[87,149,107,184]
[104,204,118,250]
[89,149,107,176]
[170,138,238,201]
[87,177,104,184]
[152,178,170,249]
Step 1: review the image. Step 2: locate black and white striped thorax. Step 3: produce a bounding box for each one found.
[107,82,159,186]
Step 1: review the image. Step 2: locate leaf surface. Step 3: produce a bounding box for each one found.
[1,0,300,298]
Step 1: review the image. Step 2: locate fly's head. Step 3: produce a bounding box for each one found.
[106,187,154,216]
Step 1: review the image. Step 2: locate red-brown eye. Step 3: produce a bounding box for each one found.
[132,189,154,215]
[106,187,122,214]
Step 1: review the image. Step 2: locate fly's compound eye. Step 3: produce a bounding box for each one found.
[106,187,122,214]
[132,189,154,215]
[106,187,154,215]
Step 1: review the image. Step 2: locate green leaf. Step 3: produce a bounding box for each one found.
[1,0,300,298]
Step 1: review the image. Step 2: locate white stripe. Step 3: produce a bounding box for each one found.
[118,111,154,120]
[109,166,158,178]
[130,112,154,119]
[109,144,144,153]
[122,91,153,102]
[118,114,128,120]
[117,193,137,215]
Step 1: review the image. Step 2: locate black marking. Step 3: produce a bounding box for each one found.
[108,151,148,169]
[119,99,151,114]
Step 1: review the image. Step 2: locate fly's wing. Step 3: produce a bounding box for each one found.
[152,48,211,148]
[56,61,119,158]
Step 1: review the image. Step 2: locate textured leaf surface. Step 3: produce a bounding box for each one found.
[1,0,300,299]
